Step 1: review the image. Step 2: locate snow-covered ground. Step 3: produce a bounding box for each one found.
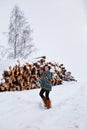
[0,60,87,130]
[0,81,87,130]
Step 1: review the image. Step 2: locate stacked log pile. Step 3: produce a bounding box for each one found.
[0,56,76,92]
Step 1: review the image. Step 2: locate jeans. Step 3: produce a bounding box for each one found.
[39,88,50,100]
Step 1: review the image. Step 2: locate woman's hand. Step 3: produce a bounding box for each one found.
[45,76,51,83]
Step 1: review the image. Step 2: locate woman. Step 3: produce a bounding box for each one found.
[38,64,52,109]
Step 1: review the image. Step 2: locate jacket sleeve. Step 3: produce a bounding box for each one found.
[37,79,42,84]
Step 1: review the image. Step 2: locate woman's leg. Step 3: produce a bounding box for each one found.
[39,88,47,107]
[45,90,51,108]
[45,90,50,100]
[39,88,46,98]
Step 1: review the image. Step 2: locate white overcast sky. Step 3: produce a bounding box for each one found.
[0,0,87,80]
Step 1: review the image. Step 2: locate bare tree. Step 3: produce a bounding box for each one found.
[8,5,35,59]
[0,46,7,60]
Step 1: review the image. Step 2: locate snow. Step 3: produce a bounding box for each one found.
[0,59,87,130]
[0,81,87,130]
[0,0,87,129]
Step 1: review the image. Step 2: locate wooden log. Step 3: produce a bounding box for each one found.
[0,86,5,91]
[0,57,76,92]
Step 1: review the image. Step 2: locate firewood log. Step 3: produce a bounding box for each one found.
[0,57,76,92]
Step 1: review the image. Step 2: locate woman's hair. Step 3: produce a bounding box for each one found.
[43,64,51,71]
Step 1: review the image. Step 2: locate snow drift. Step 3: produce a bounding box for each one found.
[0,81,87,130]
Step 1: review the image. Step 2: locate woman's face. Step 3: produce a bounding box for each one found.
[45,66,49,71]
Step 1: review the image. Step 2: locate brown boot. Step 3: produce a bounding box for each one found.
[42,96,47,107]
[46,99,51,109]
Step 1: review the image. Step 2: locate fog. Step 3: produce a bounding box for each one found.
[0,0,87,80]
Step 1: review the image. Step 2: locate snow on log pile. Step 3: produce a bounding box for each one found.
[0,56,76,92]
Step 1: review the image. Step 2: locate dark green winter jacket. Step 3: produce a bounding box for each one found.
[38,70,52,91]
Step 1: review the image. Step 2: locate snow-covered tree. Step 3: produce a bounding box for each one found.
[0,46,6,60]
[8,5,35,59]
